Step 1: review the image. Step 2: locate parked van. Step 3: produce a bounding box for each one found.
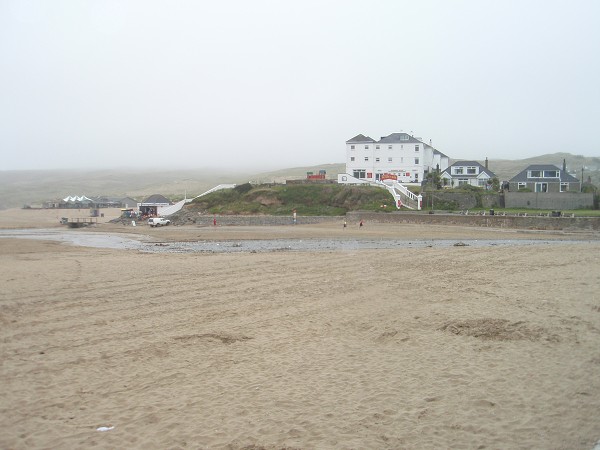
[148,217,171,227]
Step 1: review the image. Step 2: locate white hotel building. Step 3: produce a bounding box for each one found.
[338,132,449,185]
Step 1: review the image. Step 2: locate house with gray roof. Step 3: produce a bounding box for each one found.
[339,132,449,185]
[138,194,172,217]
[509,164,580,193]
[441,160,497,189]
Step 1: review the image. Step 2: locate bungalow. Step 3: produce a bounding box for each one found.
[509,164,580,193]
[138,194,172,217]
[441,160,496,189]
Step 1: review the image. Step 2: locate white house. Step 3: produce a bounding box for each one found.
[138,194,172,217]
[338,132,449,185]
[441,160,496,188]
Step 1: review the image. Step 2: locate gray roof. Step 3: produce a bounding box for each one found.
[347,132,449,158]
[509,164,579,183]
[142,194,171,204]
[441,161,496,178]
[426,144,449,159]
[378,133,421,144]
[346,134,375,143]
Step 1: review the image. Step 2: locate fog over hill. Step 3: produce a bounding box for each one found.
[1,154,598,210]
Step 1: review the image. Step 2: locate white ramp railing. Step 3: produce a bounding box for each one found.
[161,184,237,216]
[160,199,187,216]
[189,184,237,202]
[375,180,420,210]
[338,174,421,210]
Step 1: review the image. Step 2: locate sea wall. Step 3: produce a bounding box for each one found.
[180,214,340,227]
[177,212,600,232]
[346,211,600,231]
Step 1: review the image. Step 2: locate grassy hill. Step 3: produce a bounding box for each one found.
[1,153,598,210]
[184,183,394,216]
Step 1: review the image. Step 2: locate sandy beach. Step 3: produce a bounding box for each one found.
[1,208,599,449]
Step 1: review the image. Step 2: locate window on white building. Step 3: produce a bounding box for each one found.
[458,178,469,186]
[388,145,392,149]
[375,157,380,162]
[560,183,569,192]
[364,157,369,162]
[350,145,355,150]
[353,170,366,179]
[478,179,487,187]
[529,170,542,178]
[544,170,559,178]
[467,167,477,175]
[376,145,380,150]
[365,145,369,149]
[401,135,409,141]
[415,145,419,152]
[415,158,419,164]
[388,157,392,162]
[453,167,464,175]
[518,182,527,190]
[350,157,355,162]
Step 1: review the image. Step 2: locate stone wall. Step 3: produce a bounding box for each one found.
[346,211,600,231]
[179,214,341,227]
[176,211,600,232]
[504,192,593,209]
[424,191,592,210]
[426,192,502,209]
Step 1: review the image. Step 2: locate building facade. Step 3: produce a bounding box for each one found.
[441,160,496,188]
[508,164,580,193]
[338,133,449,184]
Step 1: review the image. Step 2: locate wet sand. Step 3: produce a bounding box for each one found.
[1,208,600,449]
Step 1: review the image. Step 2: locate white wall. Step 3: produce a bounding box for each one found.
[344,140,448,184]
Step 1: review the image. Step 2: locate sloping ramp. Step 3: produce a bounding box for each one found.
[161,184,237,216]
[189,184,237,202]
[160,199,187,216]
[376,180,420,210]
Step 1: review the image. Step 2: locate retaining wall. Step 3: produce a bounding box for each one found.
[182,214,341,227]
[180,212,600,232]
[504,192,594,209]
[346,211,600,232]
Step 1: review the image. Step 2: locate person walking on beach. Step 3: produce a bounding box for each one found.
[343,220,347,229]
[359,220,363,228]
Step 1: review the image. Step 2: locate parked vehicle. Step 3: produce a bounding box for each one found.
[148,217,171,227]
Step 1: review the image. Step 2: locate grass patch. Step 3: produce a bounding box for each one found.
[189,184,395,215]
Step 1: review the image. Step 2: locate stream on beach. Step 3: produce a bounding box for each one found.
[0,228,593,253]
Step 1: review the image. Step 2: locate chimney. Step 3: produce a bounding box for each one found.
[485,157,488,169]
[563,159,566,172]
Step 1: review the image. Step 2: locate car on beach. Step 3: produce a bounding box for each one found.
[148,217,171,227]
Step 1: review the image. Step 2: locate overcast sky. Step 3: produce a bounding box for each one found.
[1,0,599,171]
